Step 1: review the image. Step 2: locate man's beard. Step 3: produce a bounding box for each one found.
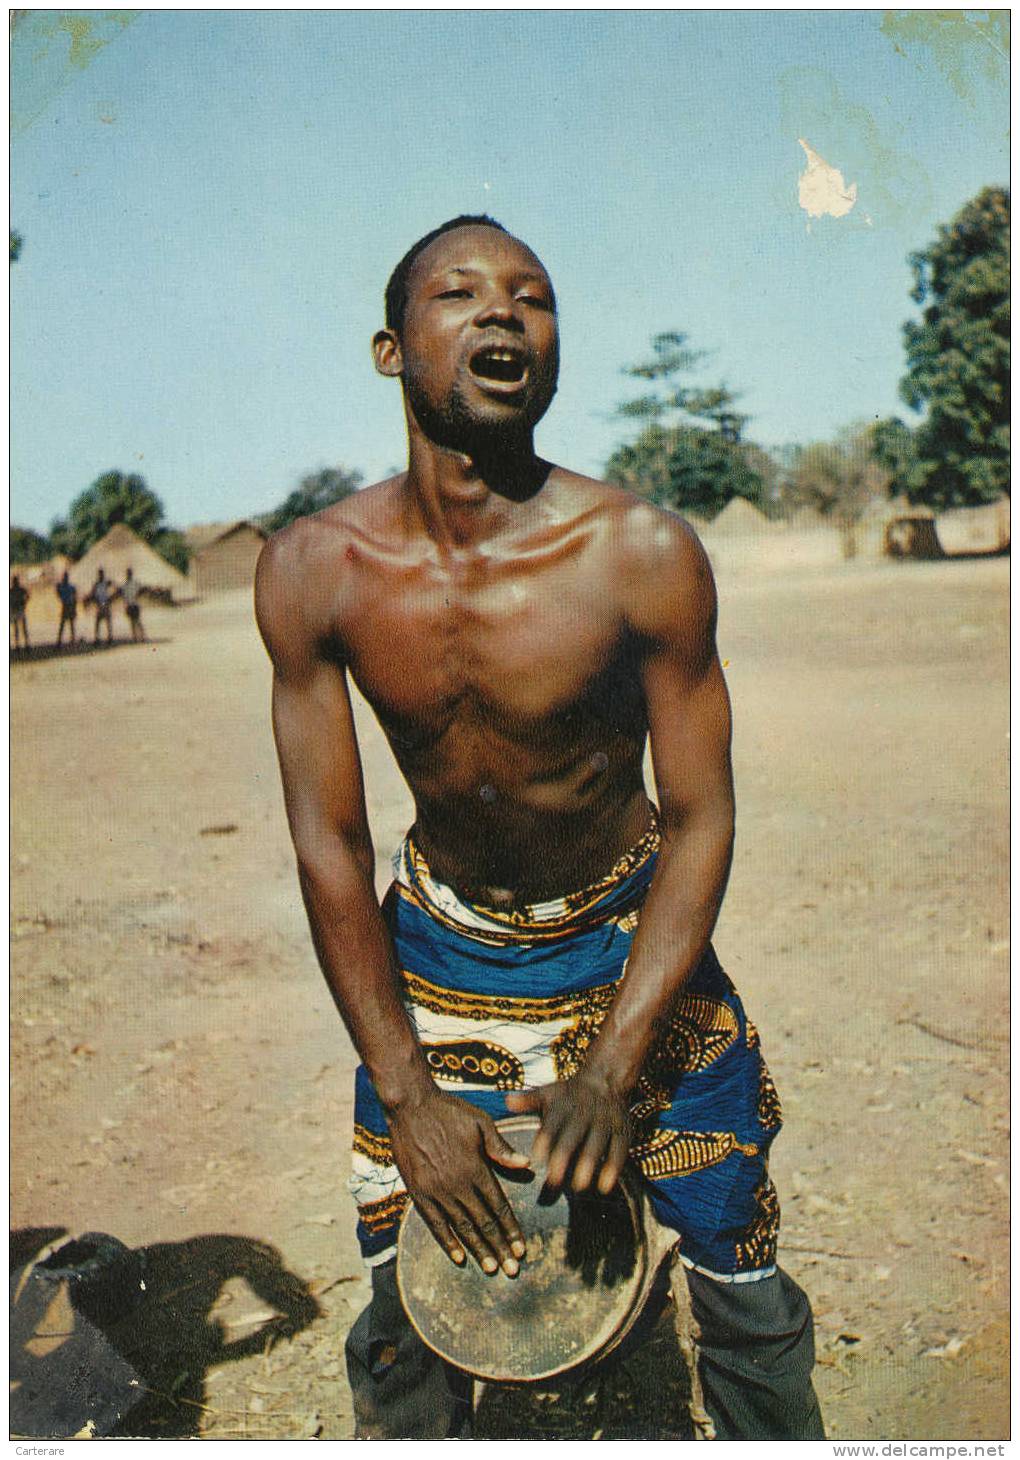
[404,356,558,459]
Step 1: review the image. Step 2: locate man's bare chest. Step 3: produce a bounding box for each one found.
[338,553,631,738]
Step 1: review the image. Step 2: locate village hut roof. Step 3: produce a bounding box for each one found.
[9,554,75,589]
[702,497,777,537]
[68,523,189,597]
[185,520,267,552]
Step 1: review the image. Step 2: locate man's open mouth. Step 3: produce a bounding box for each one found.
[469,346,527,385]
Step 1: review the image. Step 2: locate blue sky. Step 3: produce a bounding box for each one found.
[10,9,1008,533]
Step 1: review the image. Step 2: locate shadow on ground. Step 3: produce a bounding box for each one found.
[474,1295,695,1440]
[11,1228,695,1440]
[10,1227,321,1438]
[10,638,171,664]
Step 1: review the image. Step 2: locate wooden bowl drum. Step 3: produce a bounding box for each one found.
[396,1116,679,1385]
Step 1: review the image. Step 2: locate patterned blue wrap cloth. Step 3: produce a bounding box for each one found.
[349,812,783,1283]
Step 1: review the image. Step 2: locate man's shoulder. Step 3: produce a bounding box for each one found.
[258,477,400,579]
[255,476,404,653]
[554,472,716,640]
[550,469,709,575]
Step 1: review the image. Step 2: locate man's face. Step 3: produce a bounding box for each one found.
[388,226,559,449]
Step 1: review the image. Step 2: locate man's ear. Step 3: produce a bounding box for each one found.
[373,328,403,378]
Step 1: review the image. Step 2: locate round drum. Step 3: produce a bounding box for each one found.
[396,1116,669,1384]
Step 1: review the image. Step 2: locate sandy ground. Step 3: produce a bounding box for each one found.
[10,547,1009,1441]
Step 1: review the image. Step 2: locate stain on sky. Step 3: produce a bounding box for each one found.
[880,10,1009,104]
[778,67,933,233]
[797,141,859,222]
[10,10,138,135]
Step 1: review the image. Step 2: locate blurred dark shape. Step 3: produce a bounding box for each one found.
[10,1228,322,1439]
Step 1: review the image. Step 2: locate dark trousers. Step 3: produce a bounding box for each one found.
[345,1257,825,1441]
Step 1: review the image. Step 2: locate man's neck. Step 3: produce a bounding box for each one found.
[403,418,549,551]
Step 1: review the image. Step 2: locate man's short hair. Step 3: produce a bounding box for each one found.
[384,215,510,334]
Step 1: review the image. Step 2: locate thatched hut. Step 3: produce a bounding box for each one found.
[935,497,1010,557]
[700,497,779,537]
[185,521,267,595]
[68,524,189,600]
[9,555,71,591]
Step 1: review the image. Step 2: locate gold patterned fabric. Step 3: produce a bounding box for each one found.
[399,968,618,1026]
[421,1039,525,1090]
[350,810,785,1281]
[353,1124,394,1166]
[734,1177,781,1271]
[395,813,661,945]
[631,1128,760,1180]
[358,1192,411,1234]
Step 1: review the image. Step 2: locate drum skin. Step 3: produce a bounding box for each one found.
[396,1117,653,1383]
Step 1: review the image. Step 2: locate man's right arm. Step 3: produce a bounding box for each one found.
[254,527,526,1276]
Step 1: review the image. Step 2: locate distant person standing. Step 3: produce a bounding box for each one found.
[86,568,114,645]
[55,570,78,647]
[9,575,30,652]
[120,567,145,643]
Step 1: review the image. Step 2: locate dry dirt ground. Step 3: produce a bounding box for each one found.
[10,547,1009,1441]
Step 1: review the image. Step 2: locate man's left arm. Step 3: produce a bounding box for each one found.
[509,516,734,1193]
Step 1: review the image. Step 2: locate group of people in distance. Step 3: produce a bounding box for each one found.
[9,565,146,652]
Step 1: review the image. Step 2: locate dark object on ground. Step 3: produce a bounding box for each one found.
[10,1231,144,1437]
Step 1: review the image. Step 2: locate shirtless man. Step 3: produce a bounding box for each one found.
[120,567,145,642]
[87,568,114,645]
[10,575,30,652]
[55,570,78,647]
[256,216,823,1441]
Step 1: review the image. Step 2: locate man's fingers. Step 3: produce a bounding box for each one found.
[530,1104,567,1173]
[571,1124,610,1192]
[596,1129,631,1196]
[451,1197,512,1276]
[450,1211,497,1275]
[527,1086,573,1170]
[416,1197,465,1266]
[545,1118,589,1188]
[462,1177,523,1275]
[475,1172,526,1266]
[504,1089,541,1115]
[481,1118,530,1170]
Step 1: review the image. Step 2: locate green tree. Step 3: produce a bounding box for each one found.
[10,230,22,264]
[150,528,190,575]
[607,424,769,518]
[871,416,919,493]
[605,332,769,517]
[49,469,189,570]
[264,465,362,534]
[897,186,1009,509]
[10,525,51,565]
[787,424,890,558]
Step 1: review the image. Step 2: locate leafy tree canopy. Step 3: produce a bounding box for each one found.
[150,528,190,576]
[896,186,1009,509]
[606,424,768,518]
[10,230,23,264]
[871,416,919,490]
[264,465,363,534]
[605,332,769,516]
[49,470,189,570]
[786,424,892,556]
[10,525,51,565]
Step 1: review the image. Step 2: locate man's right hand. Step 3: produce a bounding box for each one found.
[387,1089,529,1277]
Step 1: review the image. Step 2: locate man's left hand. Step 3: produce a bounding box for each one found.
[505,1072,632,1195]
